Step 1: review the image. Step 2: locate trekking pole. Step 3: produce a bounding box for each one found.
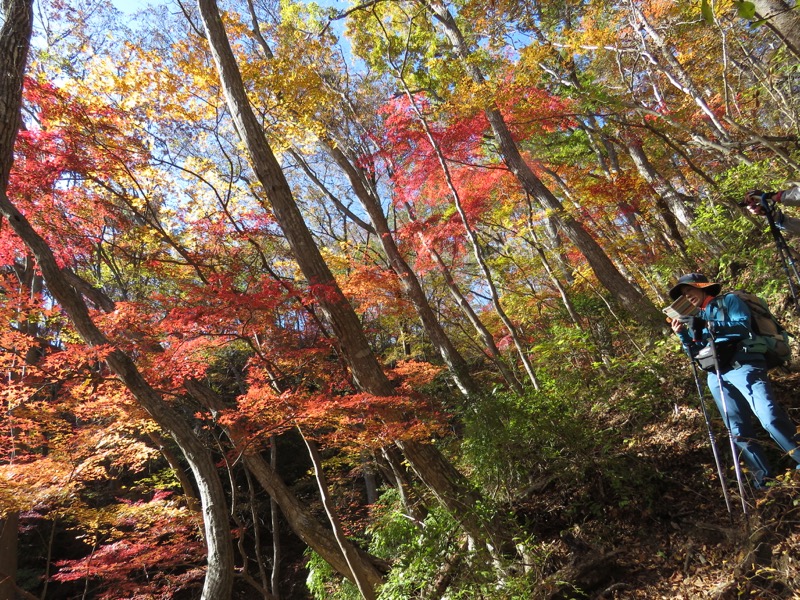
[687,356,734,517]
[707,334,749,519]
[761,195,800,312]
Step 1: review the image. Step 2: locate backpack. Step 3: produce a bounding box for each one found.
[726,290,792,370]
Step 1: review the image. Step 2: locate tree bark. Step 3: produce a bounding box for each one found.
[425,0,662,329]
[751,0,800,60]
[324,142,480,397]
[0,0,33,187]
[0,514,18,600]
[196,0,521,575]
[0,7,235,592]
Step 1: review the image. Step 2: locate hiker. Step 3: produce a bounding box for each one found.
[744,186,800,234]
[669,273,800,487]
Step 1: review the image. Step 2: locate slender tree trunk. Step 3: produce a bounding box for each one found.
[750,0,800,60]
[394,79,540,390]
[0,514,18,600]
[629,3,730,140]
[526,230,582,328]
[1,3,231,598]
[579,117,614,179]
[196,0,522,572]
[623,138,699,241]
[269,437,282,600]
[324,142,480,397]
[425,0,662,329]
[362,456,379,505]
[425,243,525,394]
[378,446,427,525]
[184,380,387,591]
[147,431,201,512]
[300,430,376,600]
[0,12,236,588]
[248,453,387,587]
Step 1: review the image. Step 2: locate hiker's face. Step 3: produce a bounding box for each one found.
[680,285,707,307]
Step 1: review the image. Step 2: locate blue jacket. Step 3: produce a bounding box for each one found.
[677,293,766,366]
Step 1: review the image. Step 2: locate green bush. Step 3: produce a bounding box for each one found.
[458,387,596,499]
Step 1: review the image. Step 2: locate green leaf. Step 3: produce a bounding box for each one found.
[701,0,715,24]
[734,1,757,20]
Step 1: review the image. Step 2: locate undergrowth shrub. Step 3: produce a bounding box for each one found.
[715,159,792,203]
[306,491,518,599]
[458,386,596,499]
[305,549,359,600]
[369,490,544,599]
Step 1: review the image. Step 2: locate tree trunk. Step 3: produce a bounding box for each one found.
[183,379,387,591]
[751,0,800,60]
[300,430,376,600]
[362,456,379,506]
[623,139,698,236]
[269,437,282,600]
[0,9,236,589]
[0,0,33,186]
[425,0,662,329]
[196,0,522,573]
[0,243,237,600]
[147,431,201,512]
[397,439,517,557]
[324,142,480,397]
[425,242,525,394]
[0,514,18,600]
[378,446,427,525]
[629,4,730,140]
[1,3,230,598]
[395,81,540,390]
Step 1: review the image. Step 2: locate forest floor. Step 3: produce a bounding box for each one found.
[514,365,800,600]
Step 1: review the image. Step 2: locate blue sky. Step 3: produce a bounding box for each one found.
[111,0,350,12]
[111,0,161,14]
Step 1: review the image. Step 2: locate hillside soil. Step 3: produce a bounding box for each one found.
[514,366,800,599]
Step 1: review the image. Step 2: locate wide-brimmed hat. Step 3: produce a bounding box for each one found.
[668,273,722,300]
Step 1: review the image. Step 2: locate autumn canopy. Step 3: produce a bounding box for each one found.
[1,0,800,598]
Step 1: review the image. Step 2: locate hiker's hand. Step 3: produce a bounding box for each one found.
[671,318,686,334]
[744,190,776,215]
[744,190,764,213]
